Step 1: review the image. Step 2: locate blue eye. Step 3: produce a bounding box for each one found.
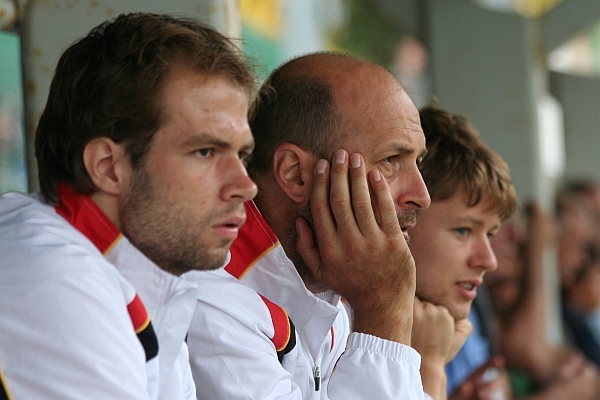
[195,149,212,157]
[456,228,470,236]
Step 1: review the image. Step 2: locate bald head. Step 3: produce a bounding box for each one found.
[273,52,369,82]
[248,52,416,177]
[248,53,429,290]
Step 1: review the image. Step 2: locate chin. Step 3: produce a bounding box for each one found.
[206,249,230,270]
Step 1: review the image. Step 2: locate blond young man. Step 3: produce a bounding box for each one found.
[408,106,519,400]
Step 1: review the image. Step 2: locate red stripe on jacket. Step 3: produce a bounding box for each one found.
[259,294,291,352]
[225,201,278,279]
[54,182,121,255]
[225,201,293,353]
[127,294,151,333]
[54,183,156,360]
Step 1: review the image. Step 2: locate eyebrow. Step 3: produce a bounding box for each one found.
[453,216,501,230]
[181,133,255,153]
[384,143,428,159]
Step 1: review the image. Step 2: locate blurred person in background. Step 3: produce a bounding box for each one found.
[487,203,598,400]
[556,181,600,368]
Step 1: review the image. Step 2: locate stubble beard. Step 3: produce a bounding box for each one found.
[284,209,329,293]
[120,165,234,276]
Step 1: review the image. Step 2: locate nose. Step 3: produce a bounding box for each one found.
[222,158,258,202]
[471,236,498,272]
[396,166,431,210]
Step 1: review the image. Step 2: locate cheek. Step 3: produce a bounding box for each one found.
[409,227,439,260]
[142,154,180,188]
[385,177,403,195]
[415,246,454,287]
[416,264,448,303]
[415,253,440,284]
[162,157,214,193]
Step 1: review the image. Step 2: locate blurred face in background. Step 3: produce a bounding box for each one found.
[487,220,525,316]
[558,202,595,288]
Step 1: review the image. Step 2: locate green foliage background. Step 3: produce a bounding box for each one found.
[331,0,405,69]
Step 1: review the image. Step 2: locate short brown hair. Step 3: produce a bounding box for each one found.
[419,106,518,221]
[35,12,255,203]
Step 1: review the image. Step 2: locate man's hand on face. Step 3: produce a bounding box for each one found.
[295,149,416,344]
[412,298,473,400]
[412,298,455,364]
[448,318,474,364]
[412,298,474,363]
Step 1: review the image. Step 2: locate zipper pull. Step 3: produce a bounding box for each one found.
[313,365,321,391]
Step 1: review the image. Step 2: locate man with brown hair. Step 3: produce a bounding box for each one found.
[187,53,468,399]
[0,13,257,399]
[408,106,519,399]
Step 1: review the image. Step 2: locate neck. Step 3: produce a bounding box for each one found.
[89,191,122,230]
[252,179,295,252]
[253,175,327,293]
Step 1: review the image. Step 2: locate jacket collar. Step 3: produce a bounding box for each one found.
[225,201,340,357]
[55,183,198,380]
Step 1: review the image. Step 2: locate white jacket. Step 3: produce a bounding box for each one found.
[0,186,197,399]
[186,201,424,399]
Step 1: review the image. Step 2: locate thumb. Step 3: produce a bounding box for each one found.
[455,318,474,339]
[447,319,473,363]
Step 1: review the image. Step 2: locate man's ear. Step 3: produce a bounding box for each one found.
[83,137,131,196]
[272,143,316,204]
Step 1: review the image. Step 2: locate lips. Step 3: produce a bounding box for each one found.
[217,215,246,229]
[455,278,483,300]
[398,210,417,242]
[212,214,246,240]
[401,224,415,242]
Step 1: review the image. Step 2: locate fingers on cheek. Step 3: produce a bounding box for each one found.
[314,159,329,175]
[313,173,330,191]
[369,169,382,184]
[369,171,393,204]
[310,200,331,219]
[330,161,348,181]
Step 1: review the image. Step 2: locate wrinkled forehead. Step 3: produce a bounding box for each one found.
[335,84,424,151]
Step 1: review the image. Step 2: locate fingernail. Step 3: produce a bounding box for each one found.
[334,149,346,164]
[315,159,328,175]
[350,153,361,168]
[371,170,382,182]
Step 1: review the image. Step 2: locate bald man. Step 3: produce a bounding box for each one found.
[185,53,462,399]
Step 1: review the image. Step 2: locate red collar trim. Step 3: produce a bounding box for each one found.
[259,293,291,352]
[54,182,122,255]
[225,201,279,279]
